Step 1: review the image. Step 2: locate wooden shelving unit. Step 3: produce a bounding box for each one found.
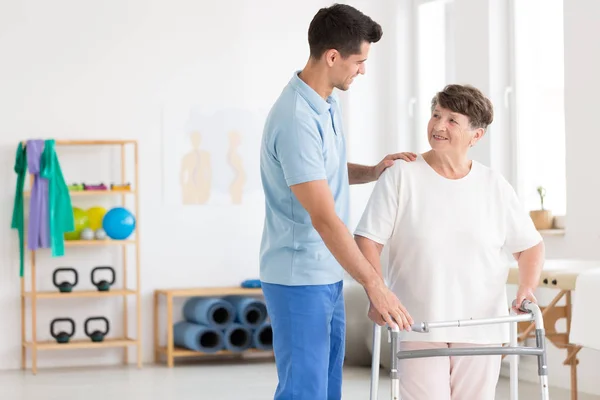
[19,139,141,374]
[154,286,273,367]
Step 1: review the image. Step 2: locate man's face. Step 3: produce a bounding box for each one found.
[328,41,370,91]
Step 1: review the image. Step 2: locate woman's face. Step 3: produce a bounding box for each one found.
[427,106,484,154]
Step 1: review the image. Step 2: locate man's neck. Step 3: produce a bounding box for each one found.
[298,60,334,100]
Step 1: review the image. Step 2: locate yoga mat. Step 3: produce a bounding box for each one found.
[223,323,253,353]
[241,279,261,288]
[183,296,235,329]
[173,321,224,353]
[252,322,273,351]
[222,295,268,328]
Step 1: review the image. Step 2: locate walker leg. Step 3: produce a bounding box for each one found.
[536,327,550,400]
[390,329,400,400]
[540,375,550,400]
[510,319,519,400]
[370,324,381,400]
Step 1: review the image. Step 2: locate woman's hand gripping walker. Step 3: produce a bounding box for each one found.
[369,299,550,400]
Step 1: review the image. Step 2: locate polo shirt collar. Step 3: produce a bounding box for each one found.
[289,70,334,115]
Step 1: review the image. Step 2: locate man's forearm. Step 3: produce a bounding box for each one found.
[516,241,545,289]
[312,215,383,289]
[348,162,374,185]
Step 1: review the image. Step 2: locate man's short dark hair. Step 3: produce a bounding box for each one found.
[308,3,383,59]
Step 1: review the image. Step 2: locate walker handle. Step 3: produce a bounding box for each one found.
[388,323,429,333]
[409,322,429,333]
[511,299,533,313]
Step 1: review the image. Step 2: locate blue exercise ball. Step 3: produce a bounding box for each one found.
[102,207,136,240]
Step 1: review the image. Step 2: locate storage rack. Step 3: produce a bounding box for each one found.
[19,139,141,374]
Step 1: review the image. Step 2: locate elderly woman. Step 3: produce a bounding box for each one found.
[354,84,544,400]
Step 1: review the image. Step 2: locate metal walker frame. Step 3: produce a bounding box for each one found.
[369,300,549,400]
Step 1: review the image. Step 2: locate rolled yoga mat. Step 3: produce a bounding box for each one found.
[183,296,235,329]
[173,321,225,353]
[222,295,268,328]
[252,322,273,351]
[223,323,253,352]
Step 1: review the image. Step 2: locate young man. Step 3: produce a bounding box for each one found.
[259,4,415,399]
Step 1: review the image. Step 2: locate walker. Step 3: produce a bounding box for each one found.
[369,300,550,400]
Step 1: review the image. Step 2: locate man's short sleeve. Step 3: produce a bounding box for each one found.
[502,179,543,254]
[354,165,401,245]
[274,117,327,187]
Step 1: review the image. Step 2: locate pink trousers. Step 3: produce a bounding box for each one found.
[397,341,502,400]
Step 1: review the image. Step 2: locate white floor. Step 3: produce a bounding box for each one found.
[0,359,598,400]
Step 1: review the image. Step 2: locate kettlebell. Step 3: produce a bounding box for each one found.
[91,266,115,292]
[85,316,110,342]
[52,268,78,293]
[50,318,75,344]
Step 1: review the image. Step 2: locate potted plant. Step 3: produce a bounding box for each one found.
[529,186,553,230]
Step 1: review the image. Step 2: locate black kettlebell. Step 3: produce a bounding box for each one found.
[91,266,115,292]
[85,317,110,342]
[50,318,75,344]
[53,268,78,293]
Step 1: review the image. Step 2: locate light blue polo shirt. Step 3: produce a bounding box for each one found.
[259,71,349,286]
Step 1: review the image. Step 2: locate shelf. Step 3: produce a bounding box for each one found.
[155,286,263,297]
[25,239,136,248]
[23,337,137,350]
[65,239,136,246]
[154,286,268,367]
[156,346,273,358]
[22,289,137,299]
[538,229,565,236]
[22,139,136,146]
[23,190,136,197]
[55,140,136,146]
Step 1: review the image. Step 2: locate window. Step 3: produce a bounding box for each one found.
[511,0,566,215]
[413,0,455,153]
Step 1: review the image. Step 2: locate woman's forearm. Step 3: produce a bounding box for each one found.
[355,235,384,279]
[516,241,545,289]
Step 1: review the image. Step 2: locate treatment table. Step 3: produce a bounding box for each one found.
[507,259,600,400]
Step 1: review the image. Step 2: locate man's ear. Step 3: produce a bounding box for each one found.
[325,49,338,67]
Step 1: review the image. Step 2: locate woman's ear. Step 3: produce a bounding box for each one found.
[470,128,486,146]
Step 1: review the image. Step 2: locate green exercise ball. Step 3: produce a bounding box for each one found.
[64,207,89,240]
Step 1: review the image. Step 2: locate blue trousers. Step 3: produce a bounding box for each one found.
[261,280,346,400]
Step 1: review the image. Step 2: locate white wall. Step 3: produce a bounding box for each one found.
[0,0,330,370]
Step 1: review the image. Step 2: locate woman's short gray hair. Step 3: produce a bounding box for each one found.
[431,84,494,130]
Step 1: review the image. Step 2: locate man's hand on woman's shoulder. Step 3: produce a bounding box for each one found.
[372,152,417,180]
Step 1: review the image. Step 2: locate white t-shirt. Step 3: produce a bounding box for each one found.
[354,155,542,344]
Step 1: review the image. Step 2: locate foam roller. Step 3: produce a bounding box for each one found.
[252,322,273,351]
[223,323,253,352]
[222,295,268,328]
[173,321,224,353]
[183,297,235,329]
